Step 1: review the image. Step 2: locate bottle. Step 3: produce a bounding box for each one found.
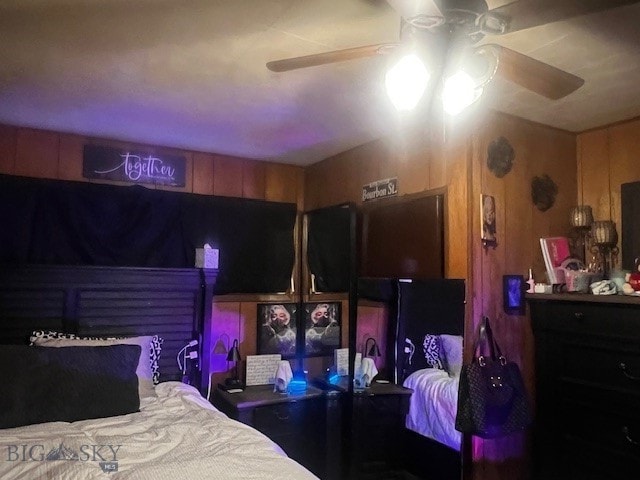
[526,268,535,293]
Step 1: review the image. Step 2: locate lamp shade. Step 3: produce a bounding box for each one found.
[212,334,229,355]
[365,337,381,357]
[226,339,241,363]
[570,205,593,228]
[591,220,617,246]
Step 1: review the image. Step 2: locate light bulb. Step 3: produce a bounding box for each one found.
[442,70,482,116]
[385,54,430,111]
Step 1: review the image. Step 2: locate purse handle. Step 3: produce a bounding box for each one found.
[473,316,507,365]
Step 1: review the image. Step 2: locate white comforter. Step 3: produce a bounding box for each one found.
[0,382,317,480]
[403,368,461,451]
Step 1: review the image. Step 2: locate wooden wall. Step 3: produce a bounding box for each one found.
[304,119,472,281]
[304,110,577,480]
[0,124,304,205]
[469,112,576,480]
[0,123,307,393]
[577,116,640,265]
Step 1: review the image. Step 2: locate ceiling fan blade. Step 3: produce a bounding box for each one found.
[491,0,639,33]
[266,44,398,72]
[490,44,585,99]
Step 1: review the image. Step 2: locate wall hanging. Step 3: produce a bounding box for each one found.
[531,174,558,212]
[481,194,497,248]
[487,136,515,178]
[257,303,298,358]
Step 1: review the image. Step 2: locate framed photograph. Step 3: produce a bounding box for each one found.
[503,275,526,315]
[257,303,298,358]
[304,302,341,356]
[481,194,497,244]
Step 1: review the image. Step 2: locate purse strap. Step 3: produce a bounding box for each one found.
[473,316,507,364]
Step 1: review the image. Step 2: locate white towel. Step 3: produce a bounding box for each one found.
[273,360,293,393]
[355,357,379,388]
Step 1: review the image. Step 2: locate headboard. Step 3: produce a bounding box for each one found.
[395,279,465,384]
[0,265,216,393]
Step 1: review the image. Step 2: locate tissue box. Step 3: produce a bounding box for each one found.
[195,247,219,269]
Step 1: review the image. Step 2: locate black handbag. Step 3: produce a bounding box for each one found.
[455,316,532,438]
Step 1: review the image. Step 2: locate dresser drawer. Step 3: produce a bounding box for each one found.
[252,401,306,436]
[353,394,410,427]
[560,339,640,393]
[561,434,640,480]
[532,301,640,340]
[561,400,640,461]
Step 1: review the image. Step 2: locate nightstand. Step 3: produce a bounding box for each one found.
[350,382,413,479]
[211,384,331,479]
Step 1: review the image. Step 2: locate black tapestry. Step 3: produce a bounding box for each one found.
[0,174,296,294]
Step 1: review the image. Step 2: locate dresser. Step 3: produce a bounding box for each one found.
[528,294,640,480]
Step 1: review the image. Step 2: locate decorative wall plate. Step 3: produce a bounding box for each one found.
[487,136,515,178]
[531,174,558,212]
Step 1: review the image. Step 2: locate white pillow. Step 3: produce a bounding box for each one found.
[440,334,463,378]
[31,333,156,400]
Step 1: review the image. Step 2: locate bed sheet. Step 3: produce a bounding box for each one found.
[0,382,317,480]
[403,368,461,451]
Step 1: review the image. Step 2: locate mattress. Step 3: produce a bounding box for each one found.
[0,382,317,480]
[403,368,461,451]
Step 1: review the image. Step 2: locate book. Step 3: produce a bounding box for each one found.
[540,237,571,284]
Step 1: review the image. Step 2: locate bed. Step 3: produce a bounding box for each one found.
[395,279,465,479]
[0,265,318,480]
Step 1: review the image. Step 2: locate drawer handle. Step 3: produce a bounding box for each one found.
[622,426,640,446]
[573,312,584,320]
[619,362,640,381]
[275,411,290,421]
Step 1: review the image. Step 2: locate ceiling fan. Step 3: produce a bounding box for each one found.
[266,0,637,110]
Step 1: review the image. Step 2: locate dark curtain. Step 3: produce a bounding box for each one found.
[0,174,296,294]
[306,204,352,292]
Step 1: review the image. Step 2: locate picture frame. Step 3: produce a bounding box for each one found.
[481,194,497,246]
[303,302,341,357]
[257,303,298,358]
[503,275,526,315]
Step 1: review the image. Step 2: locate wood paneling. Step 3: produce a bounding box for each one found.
[578,117,640,267]
[266,163,304,207]
[15,128,59,178]
[213,154,243,198]
[242,159,266,200]
[192,152,215,195]
[57,134,84,181]
[470,111,575,479]
[0,124,17,174]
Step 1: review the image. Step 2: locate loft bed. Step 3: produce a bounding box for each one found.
[0,264,317,480]
[358,277,465,480]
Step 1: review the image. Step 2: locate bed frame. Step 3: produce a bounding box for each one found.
[396,278,465,480]
[0,264,216,395]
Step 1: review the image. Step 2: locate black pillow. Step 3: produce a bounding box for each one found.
[0,344,141,429]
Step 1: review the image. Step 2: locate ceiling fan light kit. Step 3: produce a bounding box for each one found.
[385,54,431,111]
[263,1,633,116]
[442,71,483,116]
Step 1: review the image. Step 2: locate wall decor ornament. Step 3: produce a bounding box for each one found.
[487,136,515,178]
[481,194,497,249]
[531,174,558,212]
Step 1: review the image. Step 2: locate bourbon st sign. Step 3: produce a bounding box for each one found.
[362,177,398,202]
